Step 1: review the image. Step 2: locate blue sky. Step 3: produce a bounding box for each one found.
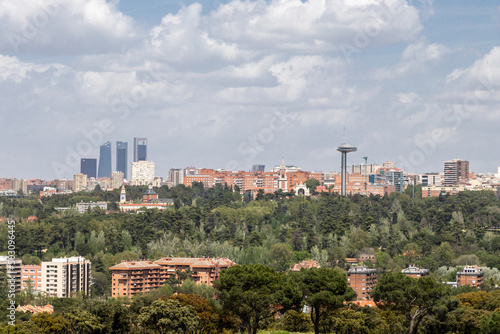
[0,0,499,179]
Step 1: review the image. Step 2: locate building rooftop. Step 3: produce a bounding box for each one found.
[109,260,161,270]
[401,266,429,275]
[347,266,377,275]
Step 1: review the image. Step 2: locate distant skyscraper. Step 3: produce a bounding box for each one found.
[252,164,265,173]
[98,141,112,178]
[116,141,128,179]
[80,158,97,178]
[134,138,147,162]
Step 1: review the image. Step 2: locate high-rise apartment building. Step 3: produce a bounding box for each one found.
[130,161,155,186]
[41,257,92,298]
[443,159,469,186]
[116,141,128,179]
[98,141,112,178]
[134,138,147,162]
[347,266,377,301]
[73,173,88,192]
[168,168,184,186]
[385,169,404,192]
[421,173,441,186]
[111,171,124,189]
[80,158,97,178]
[21,264,42,291]
[456,266,483,288]
[0,256,22,293]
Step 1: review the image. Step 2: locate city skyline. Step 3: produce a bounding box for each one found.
[0,1,499,179]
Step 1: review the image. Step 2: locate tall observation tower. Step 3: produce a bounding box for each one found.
[337,135,357,197]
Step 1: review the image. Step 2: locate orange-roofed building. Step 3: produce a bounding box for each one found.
[16,304,53,314]
[155,257,236,285]
[109,260,167,298]
[290,260,320,271]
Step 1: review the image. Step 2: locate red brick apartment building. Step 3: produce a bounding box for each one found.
[110,261,167,298]
[457,266,484,288]
[347,266,377,301]
[21,265,42,291]
[110,257,236,298]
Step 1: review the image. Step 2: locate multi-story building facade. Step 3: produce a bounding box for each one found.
[349,164,381,175]
[183,166,324,194]
[154,257,236,285]
[80,158,97,178]
[21,265,42,291]
[384,169,404,193]
[116,141,128,179]
[444,159,469,186]
[0,256,22,293]
[111,171,124,189]
[252,164,265,173]
[347,266,377,301]
[168,168,184,187]
[73,173,88,192]
[133,138,147,162]
[41,257,92,298]
[401,266,430,279]
[421,173,442,186]
[421,185,467,198]
[75,201,108,213]
[110,260,166,298]
[130,161,155,186]
[98,141,112,178]
[110,257,236,298]
[457,266,483,288]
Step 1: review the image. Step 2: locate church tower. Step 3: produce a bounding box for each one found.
[120,185,126,204]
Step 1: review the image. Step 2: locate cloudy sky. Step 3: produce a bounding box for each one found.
[0,0,499,180]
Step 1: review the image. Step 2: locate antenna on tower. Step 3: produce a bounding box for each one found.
[342,126,347,144]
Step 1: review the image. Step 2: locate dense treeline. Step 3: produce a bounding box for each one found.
[1,265,500,334]
[2,186,500,332]
[1,185,500,272]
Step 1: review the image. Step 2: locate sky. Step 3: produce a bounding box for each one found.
[0,0,499,180]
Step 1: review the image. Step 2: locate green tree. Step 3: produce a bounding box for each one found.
[31,312,69,333]
[481,311,500,334]
[299,268,355,334]
[305,178,320,193]
[138,299,200,334]
[372,273,454,334]
[215,264,287,334]
[269,243,294,271]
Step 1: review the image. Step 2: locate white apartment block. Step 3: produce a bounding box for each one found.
[41,256,91,298]
[73,173,88,192]
[130,161,155,186]
[0,256,22,293]
[75,201,108,213]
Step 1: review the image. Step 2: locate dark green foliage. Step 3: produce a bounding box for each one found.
[372,273,455,334]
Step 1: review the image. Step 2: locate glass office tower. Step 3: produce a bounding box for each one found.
[80,158,97,178]
[134,138,147,162]
[116,141,128,179]
[98,141,112,178]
